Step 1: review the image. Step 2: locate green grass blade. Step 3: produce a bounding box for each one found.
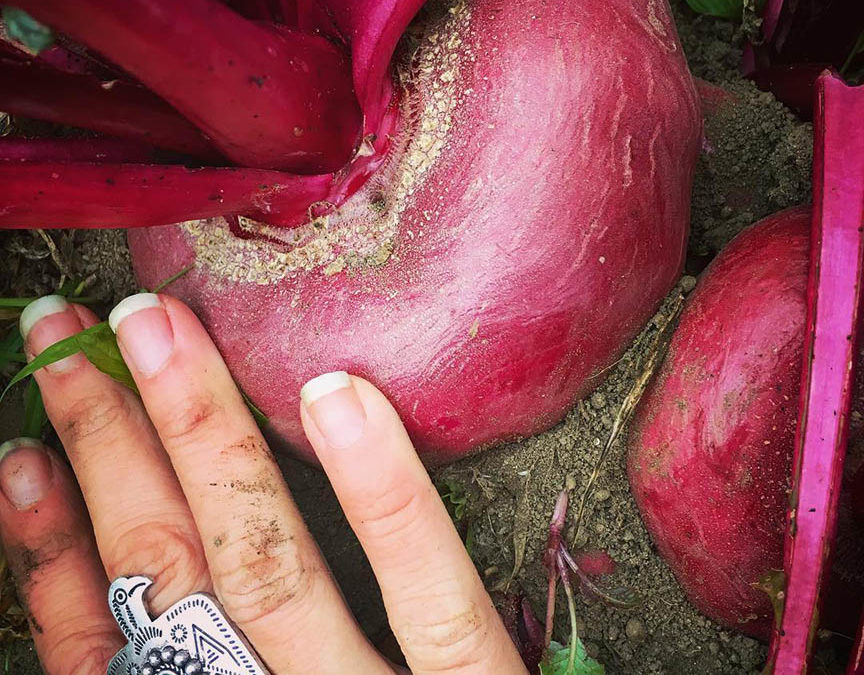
[21,379,47,438]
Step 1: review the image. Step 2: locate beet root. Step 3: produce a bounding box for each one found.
[629,205,864,641]
[130,0,701,466]
[628,207,812,639]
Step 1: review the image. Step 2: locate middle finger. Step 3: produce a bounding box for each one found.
[110,293,393,675]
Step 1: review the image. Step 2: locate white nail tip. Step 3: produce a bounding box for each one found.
[19,295,69,340]
[109,293,162,332]
[300,371,351,406]
[0,438,43,462]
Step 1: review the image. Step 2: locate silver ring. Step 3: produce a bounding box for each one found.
[107,576,271,675]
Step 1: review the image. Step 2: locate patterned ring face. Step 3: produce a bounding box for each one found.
[107,576,269,675]
[137,646,206,675]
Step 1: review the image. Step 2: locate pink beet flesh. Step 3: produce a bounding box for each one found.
[129,0,701,465]
[628,207,812,639]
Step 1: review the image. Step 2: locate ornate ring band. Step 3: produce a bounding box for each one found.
[107,576,271,675]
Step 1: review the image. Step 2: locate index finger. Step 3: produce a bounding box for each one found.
[300,373,527,675]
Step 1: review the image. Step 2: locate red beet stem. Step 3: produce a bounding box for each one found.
[0,162,331,228]
[225,0,297,23]
[0,138,161,163]
[768,73,864,673]
[761,0,784,43]
[0,59,221,161]
[849,606,864,675]
[297,0,425,129]
[15,0,362,173]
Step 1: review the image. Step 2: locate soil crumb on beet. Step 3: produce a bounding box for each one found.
[0,3,815,674]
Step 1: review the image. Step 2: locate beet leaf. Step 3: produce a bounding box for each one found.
[684,0,743,20]
[2,7,54,54]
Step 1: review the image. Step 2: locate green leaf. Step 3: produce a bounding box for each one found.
[540,640,605,675]
[841,29,864,76]
[240,390,269,428]
[2,7,55,54]
[685,0,743,19]
[0,322,137,403]
[1,333,82,401]
[0,327,24,372]
[76,322,138,393]
[437,479,469,521]
[21,379,47,438]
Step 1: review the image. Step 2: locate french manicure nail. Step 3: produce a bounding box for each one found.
[0,438,54,510]
[301,372,367,448]
[19,295,85,374]
[109,293,174,376]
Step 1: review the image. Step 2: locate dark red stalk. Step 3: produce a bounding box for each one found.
[0,137,161,163]
[0,163,331,228]
[849,607,864,675]
[543,490,568,647]
[761,0,784,44]
[224,0,297,23]
[15,0,362,173]
[296,0,425,129]
[0,59,221,161]
[37,42,126,80]
[767,73,864,673]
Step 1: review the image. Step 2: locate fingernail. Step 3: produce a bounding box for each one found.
[301,372,367,448]
[109,293,174,376]
[0,439,54,510]
[20,295,85,374]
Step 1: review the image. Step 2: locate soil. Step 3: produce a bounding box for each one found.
[0,2,815,673]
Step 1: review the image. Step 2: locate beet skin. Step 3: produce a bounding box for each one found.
[628,207,812,639]
[130,0,701,466]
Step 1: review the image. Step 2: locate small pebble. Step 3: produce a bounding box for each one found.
[680,275,697,292]
[708,641,720,655]
[625,618,647,644]
[590,392,606,409]
[594,488,611,502]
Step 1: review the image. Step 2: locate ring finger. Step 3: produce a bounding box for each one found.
[21,296,211,614]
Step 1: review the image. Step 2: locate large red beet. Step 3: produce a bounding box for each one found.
[130,0,701,465]
[628,207,812,639]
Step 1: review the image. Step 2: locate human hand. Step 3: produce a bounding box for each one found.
[0,293,528,675]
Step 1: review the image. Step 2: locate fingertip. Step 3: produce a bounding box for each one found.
[0,438,55,511]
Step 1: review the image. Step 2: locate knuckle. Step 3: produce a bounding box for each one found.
[353,481,429,544]
[60,389,133,447]
[156,392,222,447]
[400,603,491,671]
[211,526,316,626]
[106,522,208,607]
